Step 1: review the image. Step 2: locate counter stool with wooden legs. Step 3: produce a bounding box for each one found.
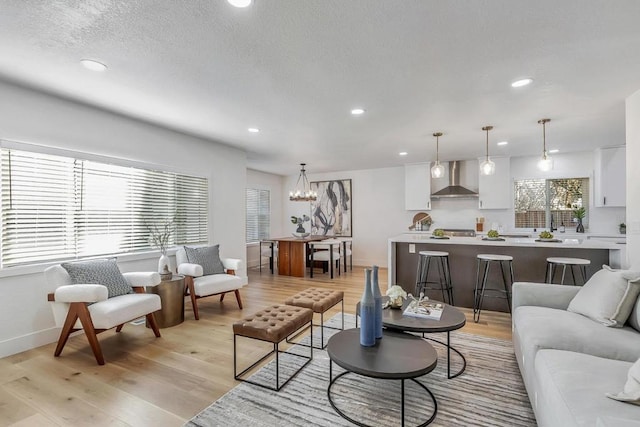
[415,250,454,305]
[473,254,514,323]
[545,257,590,285]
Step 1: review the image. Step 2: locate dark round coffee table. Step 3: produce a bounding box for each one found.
[326,328,438,427]
[357,298,467,379]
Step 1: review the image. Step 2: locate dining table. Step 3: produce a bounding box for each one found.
[274,235,328,277]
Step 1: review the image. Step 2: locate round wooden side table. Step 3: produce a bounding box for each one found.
[146,274,185,328]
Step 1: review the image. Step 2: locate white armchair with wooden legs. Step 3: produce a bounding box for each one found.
[45,263,162,365]
[176,246,245,320]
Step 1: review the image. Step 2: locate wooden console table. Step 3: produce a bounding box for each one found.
[275,236,327,277]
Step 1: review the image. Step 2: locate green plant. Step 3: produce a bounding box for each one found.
[620,222,626,228]
[539,230,554,239]
[487,229,500,238]
[432,228,445,237]
[290,215,310,225]
[572,206,586,220]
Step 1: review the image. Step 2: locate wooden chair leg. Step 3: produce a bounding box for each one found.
[234,289,243,309]
[186,276,200,320]
[145,313,161,337]
[115,324,124,332]
[220,293,225,302]
[75,303,105,365]
[54,304,80,357]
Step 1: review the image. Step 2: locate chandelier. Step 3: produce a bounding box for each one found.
[431,132,445,179]
[537,118,553,171]
[289,163,317,201]
[480,125,496,176]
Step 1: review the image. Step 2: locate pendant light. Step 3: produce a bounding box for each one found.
[537,118,553,171]
[480,125,496,176]
[431,132,445,179]
[289,163,317,201]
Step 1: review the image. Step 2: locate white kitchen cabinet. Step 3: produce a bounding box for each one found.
[478,157,510,209]
[594,146,626,207]
[405,163,431,210]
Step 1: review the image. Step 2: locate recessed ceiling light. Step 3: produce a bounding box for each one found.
[511,78,533,88]
[399,152,408,156]
[248,128,260,133]
[228,0,252,7]
[80,59,107,72]
[497,141,508,146]
[351,108,365,115]
[549,149,559,153]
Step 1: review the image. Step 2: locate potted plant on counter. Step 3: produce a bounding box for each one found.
[572,206,586,233]
[620,222,627,234]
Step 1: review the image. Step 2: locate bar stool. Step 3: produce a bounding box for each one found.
[259,240,277,274]
[415,250,454,305]
[546,257,590,285]
[474,254,514,323]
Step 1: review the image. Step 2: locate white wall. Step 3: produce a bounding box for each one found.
[283,152,626,267]
[626,89,640,269]
[246,169,284,267]
[0,80,247,357]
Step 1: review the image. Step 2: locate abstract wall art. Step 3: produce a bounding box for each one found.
[310,179,352,237]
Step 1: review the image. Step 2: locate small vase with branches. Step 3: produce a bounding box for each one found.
[145,216,178,276]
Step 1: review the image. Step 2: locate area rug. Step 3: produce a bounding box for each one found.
[187,314,536,427]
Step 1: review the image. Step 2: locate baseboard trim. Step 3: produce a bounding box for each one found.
[0,327,60,359]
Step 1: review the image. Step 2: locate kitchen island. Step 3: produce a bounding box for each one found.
[388,234,626,312]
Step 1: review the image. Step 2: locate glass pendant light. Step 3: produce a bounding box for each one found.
[431,132,445,179]
[289,163,318,201]
[480,125,496,176]
[537,118,553,171]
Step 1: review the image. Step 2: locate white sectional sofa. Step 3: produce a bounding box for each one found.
[512,282,640,426]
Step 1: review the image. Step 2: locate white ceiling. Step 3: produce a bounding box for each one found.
[1,1,639,176]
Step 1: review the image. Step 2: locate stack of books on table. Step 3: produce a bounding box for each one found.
[403,301,444,321]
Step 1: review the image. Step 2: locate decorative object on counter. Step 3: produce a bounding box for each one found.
[385,285,407,309]
[480,125,496,176]
[430,132,445,178]
[559,222,566,233]
[430,228,450,239]
[573,206,586,233]
[310,179,352,237]
[483,229,505,241]
[409,212,432,231]
[476,217,485,232]
[371,265,383,339]
[289,163,317,201]
[537,118,553,171]
[536,230,561,242]
[620,222,627,235]
[145,215,178,274]
[359,268,376,346]
[291,214,310,237]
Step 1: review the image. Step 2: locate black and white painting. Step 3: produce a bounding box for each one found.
[310,179,352,237]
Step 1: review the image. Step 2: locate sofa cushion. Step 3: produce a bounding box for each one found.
[184,245,225,275]
[77,293,161,330]
[193,273,244,297]
[629,296,640,332]
[607,358,640,406]
[568,265,640,327]
[534,349,639,426]
[61,258,133,299]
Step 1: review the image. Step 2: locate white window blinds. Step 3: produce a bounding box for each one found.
[1,147,208,267]
[246,188,270,243]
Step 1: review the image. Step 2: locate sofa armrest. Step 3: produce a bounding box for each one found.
[123,272,161,288]
[53,284,108,303]
[512,282,581,312]
[222,258,242,274]
[178,263,204,277]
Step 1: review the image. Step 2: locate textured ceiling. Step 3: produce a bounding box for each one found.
[1,1,640,175]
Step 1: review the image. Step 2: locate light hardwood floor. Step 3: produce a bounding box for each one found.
[0,266,512,427]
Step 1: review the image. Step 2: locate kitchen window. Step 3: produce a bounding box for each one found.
[1,146,208,268]
[246,188,270,243]
[514,178,589,229]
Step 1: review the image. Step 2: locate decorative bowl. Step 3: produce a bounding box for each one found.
[292,232,311,239]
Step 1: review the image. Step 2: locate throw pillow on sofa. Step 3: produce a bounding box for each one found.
[606,357,640,405]
[184,245,225,275]
[61,258,133,298]
[567,265,640,327]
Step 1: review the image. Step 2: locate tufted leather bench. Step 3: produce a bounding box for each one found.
[284,288,344,349]
[233,304,313,391]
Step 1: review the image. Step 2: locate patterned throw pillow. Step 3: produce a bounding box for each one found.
[61,259,133,299]
[184,245,225,275]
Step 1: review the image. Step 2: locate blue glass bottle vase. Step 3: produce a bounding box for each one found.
[372,265,383,339]
[359,268,376,346]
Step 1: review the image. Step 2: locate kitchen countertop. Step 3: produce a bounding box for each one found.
[389,233,624,250]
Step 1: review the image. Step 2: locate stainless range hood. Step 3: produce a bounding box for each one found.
[431,161,478,198]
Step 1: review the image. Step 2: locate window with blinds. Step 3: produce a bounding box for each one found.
[246,188,270,243]
[514,177,589,229]
[1,147,208,268]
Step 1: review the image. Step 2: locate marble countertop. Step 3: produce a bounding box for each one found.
[389,233,624,250]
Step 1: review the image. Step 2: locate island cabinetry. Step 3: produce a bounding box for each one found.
[405,163,431,210]
[478,156,510,209]
[594,146,625,207]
